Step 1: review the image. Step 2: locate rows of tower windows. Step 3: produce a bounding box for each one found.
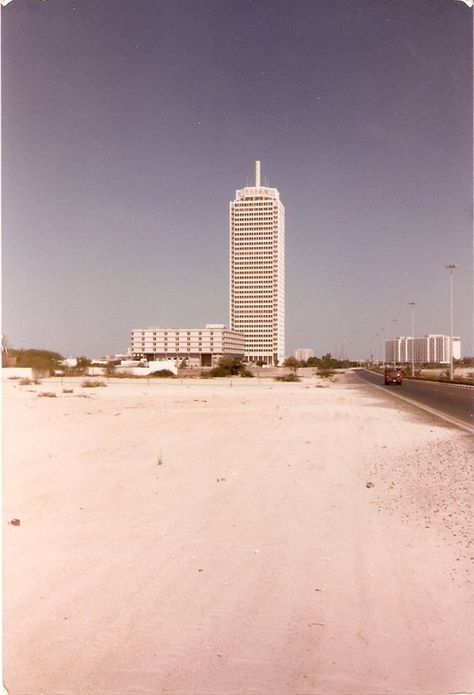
[232,249,275,253]
[232,211,275,215]
[232,265,274,270]
[232,233,276,238]
[233,243,275,248]
[232,275,276,279]
[232,239,277,249]
[232,236,275,241]
[233,202,275,205]
[231,253,274,258]
[232,280,276,284]
[232,221,275,226]
[232,244,276,248]
[232,265,274,269]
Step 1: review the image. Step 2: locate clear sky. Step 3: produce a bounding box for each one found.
[2,0,473,360]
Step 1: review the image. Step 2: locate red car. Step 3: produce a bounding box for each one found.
[384,365,403,385]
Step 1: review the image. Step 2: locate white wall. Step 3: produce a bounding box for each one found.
[148,360,178,375]
[2,367,34,379]
[115,360,178,376]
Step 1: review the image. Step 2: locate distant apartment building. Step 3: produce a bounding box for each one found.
[385,335,461,364]
[294,348,314,362]
[229,161,285,366]
[130,324,245,368]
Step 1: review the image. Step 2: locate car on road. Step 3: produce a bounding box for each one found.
[384,365,403,385]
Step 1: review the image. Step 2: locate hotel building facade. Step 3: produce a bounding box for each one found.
[385,335,461,365]
[130,324,245,368]
[229,161,285,366]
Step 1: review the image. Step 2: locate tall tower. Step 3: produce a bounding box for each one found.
[229,161,285,365]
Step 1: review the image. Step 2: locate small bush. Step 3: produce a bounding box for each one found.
[81,380,107,388]
[149,369,176,378]
[19,377,41,385]
[274,373,300,382]
[204,357,250,377]
[38,391,57,398]
[205,364,254,378]
[107,371,138,379]
[208,367,226,377]
[318,368,335,379]
[62,388,74,394]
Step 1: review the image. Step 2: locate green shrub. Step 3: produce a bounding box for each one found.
[283,356,300,371]
[318,368,335,379]
[206,357,250,377]
[149,369,176,378]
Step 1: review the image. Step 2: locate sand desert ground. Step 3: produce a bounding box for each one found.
[3,372,474,695]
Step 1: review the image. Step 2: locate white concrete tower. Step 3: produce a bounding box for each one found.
[229,161,285,365]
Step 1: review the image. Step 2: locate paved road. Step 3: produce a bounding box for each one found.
[352,368,474,431]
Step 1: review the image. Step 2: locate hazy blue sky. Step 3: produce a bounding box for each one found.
[2,0,473,359]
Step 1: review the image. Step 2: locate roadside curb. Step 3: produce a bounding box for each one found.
[364,380,474,434]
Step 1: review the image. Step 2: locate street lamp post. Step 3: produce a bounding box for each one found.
[445,264,458,381]
[408,302,416,377]
[391,319,397,365]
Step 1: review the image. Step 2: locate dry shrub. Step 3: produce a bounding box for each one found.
[81,380,107,388]
[19,377,41,385]
[274,373,300,382]
[62,388,74,394]
[317,368,336,379]
[38,392,57,398]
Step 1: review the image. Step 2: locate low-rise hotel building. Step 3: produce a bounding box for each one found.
[130,324,245,368]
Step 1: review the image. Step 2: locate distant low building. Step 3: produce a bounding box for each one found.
[61,358,78,368]
[130,324,245,368]
[294,348,314,362]
[385,335,461,364]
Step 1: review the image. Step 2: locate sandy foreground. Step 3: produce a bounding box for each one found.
[2,373,473,695]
